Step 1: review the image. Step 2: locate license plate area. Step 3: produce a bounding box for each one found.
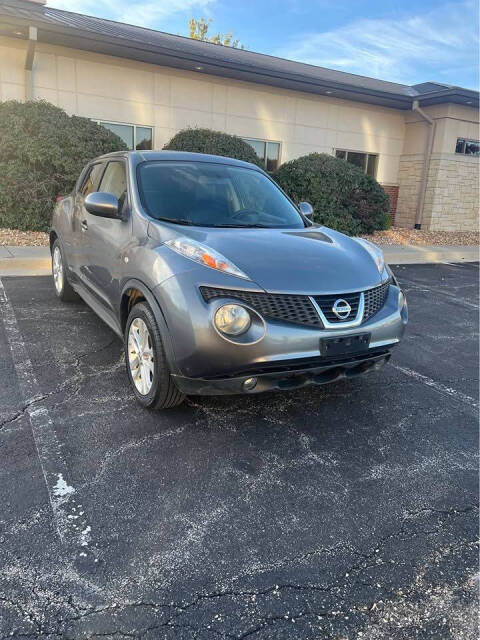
[320,333,371,357]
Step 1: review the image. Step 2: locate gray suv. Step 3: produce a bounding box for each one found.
[50,151,407,409]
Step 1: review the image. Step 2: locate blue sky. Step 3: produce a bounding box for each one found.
[48,0,479,89]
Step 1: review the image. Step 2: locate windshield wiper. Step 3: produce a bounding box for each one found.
[212,223,270,228]
[156,217,193,226]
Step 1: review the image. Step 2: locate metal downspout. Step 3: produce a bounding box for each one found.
[24,26,37,101]
[412,99,435,230]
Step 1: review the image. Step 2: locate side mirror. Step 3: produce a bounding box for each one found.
[84,192,120,219]
[298,201,314,219]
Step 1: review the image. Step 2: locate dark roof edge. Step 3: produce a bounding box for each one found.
[416,87,479,108]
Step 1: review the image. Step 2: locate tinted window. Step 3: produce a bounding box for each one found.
[136,127,153,150]
[243,138,280,171]
[79,163,105,196]
[465,140,480,156]
[335,150,379,178]
[100,122,134,149]
[137,161,305,228]
[99,162,127,210]
[455,137,480,156]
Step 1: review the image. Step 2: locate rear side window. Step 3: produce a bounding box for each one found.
[79,163,104,196]
[98,161,128,210]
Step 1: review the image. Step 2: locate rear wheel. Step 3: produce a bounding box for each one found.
[51,239,78,301]
[124,301,185,410]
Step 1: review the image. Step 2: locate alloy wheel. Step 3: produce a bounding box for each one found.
[52,246,64,294]
[128,317,155,395]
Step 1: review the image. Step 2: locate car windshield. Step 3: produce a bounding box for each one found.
[137,161,305,228]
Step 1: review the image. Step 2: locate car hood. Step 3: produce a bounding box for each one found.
[149,222,384,295]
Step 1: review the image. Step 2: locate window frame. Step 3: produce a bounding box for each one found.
[334,148,379,177]
[455,138,480,156]
[99,159,130,215]
[242,137,282,172]
[77,161,106,196]
[95,119,154,151]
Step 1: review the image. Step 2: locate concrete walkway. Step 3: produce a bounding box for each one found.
[0,243,478,276]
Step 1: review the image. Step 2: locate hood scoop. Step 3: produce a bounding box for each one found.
[284,230,334,244]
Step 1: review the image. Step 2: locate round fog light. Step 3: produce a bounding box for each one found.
[243,377,257,391]
[215,304,251,336]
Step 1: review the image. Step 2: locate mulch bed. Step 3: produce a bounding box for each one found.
[361,227,479,246]
[1,226,478,247]
[0,228,49,247]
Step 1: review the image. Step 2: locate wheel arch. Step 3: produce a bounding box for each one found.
[120,279,179,375]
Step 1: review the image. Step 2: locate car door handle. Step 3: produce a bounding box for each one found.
[81,220,88,232]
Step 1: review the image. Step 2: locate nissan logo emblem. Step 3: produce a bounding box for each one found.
[332,299,351,320]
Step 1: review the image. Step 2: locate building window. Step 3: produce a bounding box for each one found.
[97,121,153,150]
[243,138,281,171]
[335,149,378,177]
[455,138,480,156]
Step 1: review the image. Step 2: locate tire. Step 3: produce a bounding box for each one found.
[51,239,78,302]
[124,301,185,410]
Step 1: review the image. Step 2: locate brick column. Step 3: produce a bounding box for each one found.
[381,184,399,225]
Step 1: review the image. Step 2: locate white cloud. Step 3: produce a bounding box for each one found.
[47,0,215,28]
[275,1,478,86]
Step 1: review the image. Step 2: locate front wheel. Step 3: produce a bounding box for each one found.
[51,239,78,301]
[124,302,185,410]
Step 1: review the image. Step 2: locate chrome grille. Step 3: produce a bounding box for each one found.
[312,291,361,324]
[200,287,321,326]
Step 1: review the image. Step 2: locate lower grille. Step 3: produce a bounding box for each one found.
[199,287,321,326]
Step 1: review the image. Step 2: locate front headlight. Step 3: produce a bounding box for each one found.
[166,237,249,280]
[355,238,385,274]
[215,304,251,335]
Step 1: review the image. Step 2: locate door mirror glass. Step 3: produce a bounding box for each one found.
[84,192,120,218]
[299,201,314,219]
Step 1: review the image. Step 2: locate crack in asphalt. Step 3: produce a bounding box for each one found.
[1,505,476,639]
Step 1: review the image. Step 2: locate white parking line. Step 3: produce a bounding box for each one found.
[392,364,478,410]
[0,278,93,555]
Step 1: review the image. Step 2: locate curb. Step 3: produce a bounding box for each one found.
[0,244,478,276]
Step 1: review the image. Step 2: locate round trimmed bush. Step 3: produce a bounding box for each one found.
[273,153,390,235]
[0,100,127,232]
[163,128,263,167]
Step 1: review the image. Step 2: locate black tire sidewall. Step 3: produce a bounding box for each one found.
[52,239,67,298]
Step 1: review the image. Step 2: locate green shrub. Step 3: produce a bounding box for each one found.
[273,153,390,235]
[0,100,127,231]
[163,127,263,167]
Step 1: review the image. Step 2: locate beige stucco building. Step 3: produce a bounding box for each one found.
[1,0,478,231]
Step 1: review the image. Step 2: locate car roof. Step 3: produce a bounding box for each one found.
[96,150,262,170]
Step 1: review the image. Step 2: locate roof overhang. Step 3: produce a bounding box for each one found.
[416,87,479,109]
[0,12,416,110]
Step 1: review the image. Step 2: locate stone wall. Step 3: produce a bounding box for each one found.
[395,155,424,228]
[395,153,479,231]
[423,155,479,231]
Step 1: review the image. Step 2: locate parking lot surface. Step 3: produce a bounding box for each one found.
[0,262,478,639]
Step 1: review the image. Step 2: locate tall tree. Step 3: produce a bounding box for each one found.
[188,18,243,48]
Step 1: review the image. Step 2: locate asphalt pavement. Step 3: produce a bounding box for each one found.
[0,263,478,639]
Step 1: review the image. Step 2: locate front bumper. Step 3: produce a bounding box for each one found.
[172,348,392,395]
[153,271,407,383]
